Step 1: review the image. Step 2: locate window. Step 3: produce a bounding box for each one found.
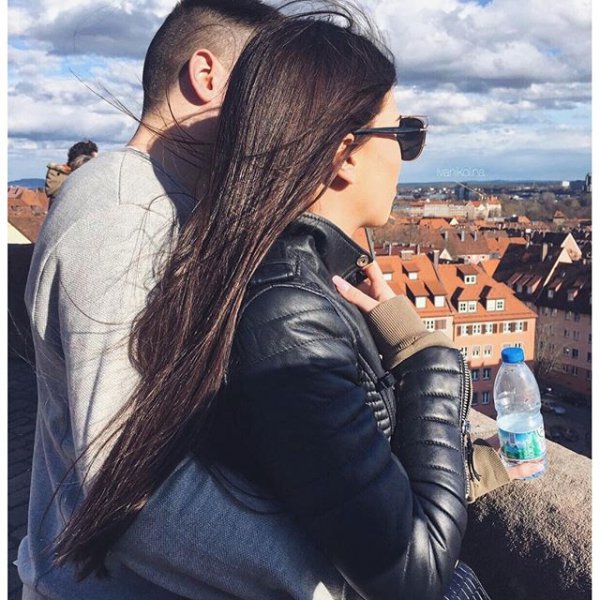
[483,345,492,357]
[514,341,523,349]
[408,271,418,280]
[464,275,477,285]
[471,392,479,406]
[472,346,481,358]
[526,285,534,295]
[566,311,573,321]
[547,289,554,299]
[460,347,468,358]
[515,321,524,332]
[459,325,469,336]
[563,347,570,356]
[468,301,477,313]
[573,331,580,341]
[434,295,445,308]
[516,283,523,293]
[415,296,427,309]
[562,363,570,373]
[485,323,494,335]
[483,368,491,380]
[552,308,558,317]
[472,323,482,335]
[496,299,505,311]
[424,319,435,331]
[572,349,579,359]
[587,352,592,363]
[435,319,446,330]
[503,322,511,333]
[472,369,480,381]
[486,299,496,311]
[482,391,491,405]
[564,329,570,338]
[459,301,468,313]
[574,313,581,322]
[383,273,393,281]
[571,366,579,376]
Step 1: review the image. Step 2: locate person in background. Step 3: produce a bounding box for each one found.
[44,140,98,207]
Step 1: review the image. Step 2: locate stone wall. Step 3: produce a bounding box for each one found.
[8,244,35,363]
[460,410,591,599]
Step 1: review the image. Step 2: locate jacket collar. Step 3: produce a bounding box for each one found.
[284,213,373,286]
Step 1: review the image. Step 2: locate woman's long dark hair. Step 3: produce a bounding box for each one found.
[55,3,396,578]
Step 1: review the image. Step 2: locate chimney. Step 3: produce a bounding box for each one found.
[416,243,421,255]
[433,249,440,271]
[459,230,466,242]
[442,230,448,241]
[473,231,477,241]
[541,242,548,261]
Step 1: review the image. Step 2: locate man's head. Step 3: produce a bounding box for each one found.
[67,140,98,167]
[141,0,280,118]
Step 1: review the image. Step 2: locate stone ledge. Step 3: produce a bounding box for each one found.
[460,410,591,599]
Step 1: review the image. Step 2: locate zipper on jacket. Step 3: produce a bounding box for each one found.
[458,352,478,499]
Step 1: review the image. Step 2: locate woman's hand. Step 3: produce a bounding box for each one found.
[483,434,545,480]
[333,261,396,313]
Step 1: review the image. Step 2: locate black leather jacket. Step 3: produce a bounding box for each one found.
[218,213,470,600]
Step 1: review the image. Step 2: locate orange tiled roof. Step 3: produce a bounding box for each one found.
[438,263,536,323]
[406,280,428,297]
[403,262,420,273]
[480,258,500,276]
[425,280,446,296]
[7,187,49,243]
[418,218,450,230]
[457,264,479,276]
[376,254,452,317]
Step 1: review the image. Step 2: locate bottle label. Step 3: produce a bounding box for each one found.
[498,426,546,461]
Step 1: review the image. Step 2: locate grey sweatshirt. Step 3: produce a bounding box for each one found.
[18,148,350,600]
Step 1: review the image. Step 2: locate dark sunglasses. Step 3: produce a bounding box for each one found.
[354,116,428,161]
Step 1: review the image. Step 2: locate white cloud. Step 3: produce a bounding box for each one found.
[7,0,592,181]
[371,0,590,90]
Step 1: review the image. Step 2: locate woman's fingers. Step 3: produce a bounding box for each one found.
[362,262,396,303]
[506,462,545,481]
[332,275,379,313]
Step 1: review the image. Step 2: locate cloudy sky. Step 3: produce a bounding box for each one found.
[7,0,592,183]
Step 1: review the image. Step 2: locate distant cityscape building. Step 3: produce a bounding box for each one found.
[8,186,48,243]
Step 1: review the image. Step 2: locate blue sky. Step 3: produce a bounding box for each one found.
[7,0,592,183]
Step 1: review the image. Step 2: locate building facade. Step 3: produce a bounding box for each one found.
[376,252,537,417]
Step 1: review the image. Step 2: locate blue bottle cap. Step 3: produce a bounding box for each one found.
[501,347,524,363]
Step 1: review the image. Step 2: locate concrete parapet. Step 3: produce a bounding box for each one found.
[460,410,591,599]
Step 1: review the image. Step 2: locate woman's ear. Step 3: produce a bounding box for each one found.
[187,49,229,104]
[333,134,358,186]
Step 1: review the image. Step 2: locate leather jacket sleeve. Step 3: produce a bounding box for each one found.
[230,284,468,600]
[363,294,511,505]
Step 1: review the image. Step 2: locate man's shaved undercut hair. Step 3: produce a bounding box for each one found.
[142,0,279,115]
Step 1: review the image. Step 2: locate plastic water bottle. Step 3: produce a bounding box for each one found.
[493,347,546,480]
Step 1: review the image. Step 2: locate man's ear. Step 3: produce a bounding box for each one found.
[187,49,229,104]
[333,134,358,186]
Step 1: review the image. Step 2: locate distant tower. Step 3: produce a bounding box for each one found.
[585,173,591,194]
